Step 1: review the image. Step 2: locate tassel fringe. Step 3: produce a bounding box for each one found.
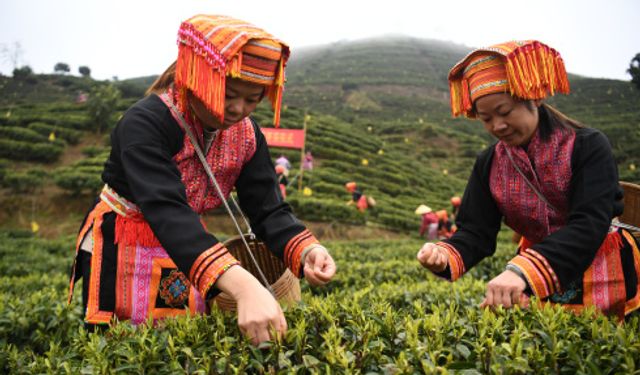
[176,22,227,124]
[505,41,570,101]
[115,215,162,248]
[449,40,570,118]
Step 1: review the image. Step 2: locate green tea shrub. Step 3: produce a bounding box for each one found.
[0,126,47,143]
[0,168,48,193]
[28,122,82,145]
[0,234,639,372]
[0,139,63,163]
[53,165,103,195]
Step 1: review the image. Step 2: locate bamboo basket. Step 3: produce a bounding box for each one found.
[212,235,301,311]
[620,181,640,240]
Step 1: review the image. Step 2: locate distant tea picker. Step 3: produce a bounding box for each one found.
[345,181,375,212]
[67,14,336,345]
[417,40,640,320]
[416,204,438,240]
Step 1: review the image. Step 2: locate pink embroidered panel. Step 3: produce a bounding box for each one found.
[489,128,575,243]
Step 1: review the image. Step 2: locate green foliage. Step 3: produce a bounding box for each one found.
[53,62,70,75]
[78,66,91,78]
[51,152,107,195]
[0,138,63,163]
[0,158,9,183]
[81,145,106,158]
[628,53,640,90]
[53,165,104,196]
[0,167,48,193]
[282,37,640,185]
[548,79,640,184]
[288,196,366,225]
[1,233,639,372]
[27,122,82,145]
[12,65,34,81]
[0,126,47,143]
[87,84,121,133]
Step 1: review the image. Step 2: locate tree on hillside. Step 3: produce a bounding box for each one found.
[78,65,91,78]
[628,53,640,90]
[87,84,121,133]
[54,62,70,74]
[12,65,33,80]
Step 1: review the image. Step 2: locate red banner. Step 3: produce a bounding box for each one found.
[261,128,305,149]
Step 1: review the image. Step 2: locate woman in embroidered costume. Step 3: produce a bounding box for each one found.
[68,15,336,344]
[417,40,640,320]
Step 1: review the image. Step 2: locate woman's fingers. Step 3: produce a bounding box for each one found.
[314,256,336,283]
[511,288,521,306]
[500,289,512,308]
[417,243,448,272]
[426,246,440,264]
[304,266,323,285]
[305,250,336,286]
[482,270,528,309]
[484,288,495,308]
[245,314,286,346]
[313,253,331,281]
[436,250,448,270]
[278,311,288,336]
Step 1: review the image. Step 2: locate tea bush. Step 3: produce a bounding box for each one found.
[1,230,639,373]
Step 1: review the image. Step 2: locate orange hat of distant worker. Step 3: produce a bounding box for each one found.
[436,210,448,221]
[450,196,461,207]
[345,181,357,193]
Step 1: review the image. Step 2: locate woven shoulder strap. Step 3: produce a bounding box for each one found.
[159,91,275,294]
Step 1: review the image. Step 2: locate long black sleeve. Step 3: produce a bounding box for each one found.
[439,146,503,279]
[438,128,623,295]
[104,95,218,276]
[527,128,622,288]
[235,120,309,261]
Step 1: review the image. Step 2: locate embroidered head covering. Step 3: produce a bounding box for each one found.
[175,14,290,126]
[448,40,570,118]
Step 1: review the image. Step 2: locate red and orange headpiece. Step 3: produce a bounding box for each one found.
[175,15,290,126]
[448,40,570,118]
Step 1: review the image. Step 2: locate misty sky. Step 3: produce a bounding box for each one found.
[1,0,639,81]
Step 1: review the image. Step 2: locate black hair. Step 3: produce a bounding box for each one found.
[529,102,584,141]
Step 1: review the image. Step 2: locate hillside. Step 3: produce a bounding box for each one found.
[1,36,639,237]
[282,37,640,183]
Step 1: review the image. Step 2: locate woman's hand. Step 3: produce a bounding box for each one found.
[215,266,287,346]
[480,270,528,309]
[303,247,336,286]
[416,242,449,272]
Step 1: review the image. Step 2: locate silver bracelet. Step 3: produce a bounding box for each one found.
[505,263,527,282]
[300,244,327,267]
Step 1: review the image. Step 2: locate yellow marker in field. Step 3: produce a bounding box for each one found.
[49,132,56,142]
[303,187,312,196]
[361,158,369,166]
[31,221,40,233]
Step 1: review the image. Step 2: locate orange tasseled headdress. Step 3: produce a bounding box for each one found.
[175,15,290,127]
[448,40,570,118]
